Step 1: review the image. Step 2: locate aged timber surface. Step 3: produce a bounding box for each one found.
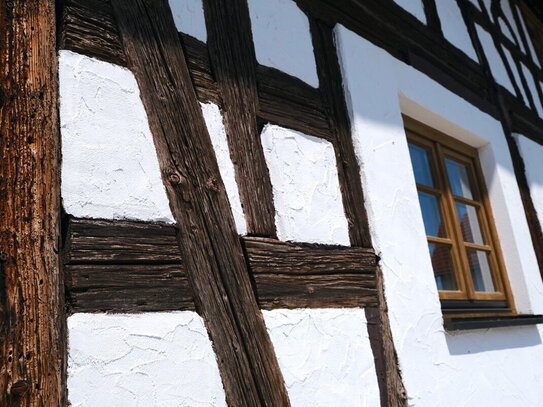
[0,0,65,405]
[109,1,290,406]
[203,0,277,236]
[63,218,378,313]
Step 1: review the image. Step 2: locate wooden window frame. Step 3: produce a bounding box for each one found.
[404,116,516,316]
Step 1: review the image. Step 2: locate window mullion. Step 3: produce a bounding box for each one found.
[434,142,474,299]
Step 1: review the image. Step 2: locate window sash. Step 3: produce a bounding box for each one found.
[404,118,513,306]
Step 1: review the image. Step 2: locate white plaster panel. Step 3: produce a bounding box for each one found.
[67,312,227,407]
[336,25,543,406]
[476,24,516,94]
[516,134,543,229]
[168,0,207,42]
[264,309,380,407]
[393,0,426,23]
[261,124,350,245]
[248,0,319,88]
[59,50,174,223]
[435,0,478,60]
[201,102,247,235]
[521,64,543,118]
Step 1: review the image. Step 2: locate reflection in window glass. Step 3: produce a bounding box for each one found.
[446,158,473,199]
[429,243,457,290]
[418,192,447,237]
[466,249,496,292]
[455,203,484,245]
[408,143,434,187]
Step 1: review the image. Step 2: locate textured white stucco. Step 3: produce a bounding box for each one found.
[337,25,543,406]
[169,0,207,42]
[59,50,175,223]
[435,0,477,60]
[201,102,247,235]
[67,312,227,407]
[476,24,516,95]
[503,47,530,105]
[263,309,380,407]
[261,124,350,246]
[516,134,543,228]
[248,0,319,88]
[393,0,426,23]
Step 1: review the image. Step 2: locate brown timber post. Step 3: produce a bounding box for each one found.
[0,1,66,406]
[109,1,290,406]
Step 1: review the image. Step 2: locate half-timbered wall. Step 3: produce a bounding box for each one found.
[54,0,543,406]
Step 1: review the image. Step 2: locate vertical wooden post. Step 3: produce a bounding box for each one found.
[109,1,290,406]
[0,1,65,406]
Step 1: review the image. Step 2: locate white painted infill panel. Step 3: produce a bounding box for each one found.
[476,25,516,94]
[503,47,529,105]
[59,50,175,223]
[248,0,319,88]
[169,0,207,42]
[393,0,426,23]
[261,124,350,246]
[521,64,543,118]
[67,312,227,407]
[201,102,247,235]
[264,309,380,407]
[435,0,478,60]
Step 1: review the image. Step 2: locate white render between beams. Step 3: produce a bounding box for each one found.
[67,312,227,407]
[60,51,248,234]
[521,63,543,118]
[263,308,380,407]
[393,0,426,23]
[201,102,247,235]
[248,0,319,88]
[476,24,516,95]
[260,124,350,246]
[59,50,174,223]
[336,24,543,406]
[434,0,478,61]
[515,134,543,228]
[169,0,207,42]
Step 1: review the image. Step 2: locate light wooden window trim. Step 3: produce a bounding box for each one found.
[404,116,516,312]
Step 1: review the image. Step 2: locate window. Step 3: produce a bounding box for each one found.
[404,117,514,314]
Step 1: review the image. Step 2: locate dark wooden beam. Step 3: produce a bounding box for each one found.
[203,0,277,237]
[63,218,378,313]
[0,0,66,404]
[307,18,408,407]
[60,0,126,66]
[108,1,290,406]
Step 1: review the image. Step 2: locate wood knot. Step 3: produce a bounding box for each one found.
[9,380,30,396]
[205,177,221,192]
[168,173,181,184]
[0,253,7,262]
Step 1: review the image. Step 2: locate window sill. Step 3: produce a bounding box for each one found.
[444,315,543,331]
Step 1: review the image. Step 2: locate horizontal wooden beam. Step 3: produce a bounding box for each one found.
[63,218,378,312]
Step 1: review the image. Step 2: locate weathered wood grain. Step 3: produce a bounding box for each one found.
[0,1,65,405]
[256,65,332,140]
[108,1,289,406]
[60,0,126,65]
[203,0,277,237]
[179,33,221,105]
[63,218,379,312]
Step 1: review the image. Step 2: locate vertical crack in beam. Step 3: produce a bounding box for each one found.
[0,0,66,405]
[108,1,290,406]
[203,0,277,237]
[308,18,408,407]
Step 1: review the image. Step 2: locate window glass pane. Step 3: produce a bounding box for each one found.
[455,203,485,245]
[466,249,496,292]
[428,243,457,290]
[408,143,434,187]
[418,192,447,237]
[446,158,473,199]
